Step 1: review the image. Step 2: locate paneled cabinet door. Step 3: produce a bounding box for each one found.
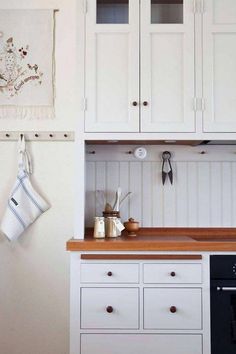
[141,0,195,132]
[85,0,139,132]
[203,0,236,132]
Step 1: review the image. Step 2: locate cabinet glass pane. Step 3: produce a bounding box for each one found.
[97,0,129,24]
[151,0,183,24]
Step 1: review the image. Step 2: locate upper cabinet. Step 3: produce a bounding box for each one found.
[83,0,236,134]
[203,0,236,132]
[84,0,195,133]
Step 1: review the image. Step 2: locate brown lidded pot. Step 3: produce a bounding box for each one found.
[124,218,139,237]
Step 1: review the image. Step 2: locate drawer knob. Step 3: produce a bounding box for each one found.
[170,271,176,277]
[106,306,113,313]
[132,101,138,106]
[107,271,113,277]
[143,101,148,106]
[170,306,177,313]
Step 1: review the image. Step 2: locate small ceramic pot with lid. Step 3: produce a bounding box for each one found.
[124,218,139,237]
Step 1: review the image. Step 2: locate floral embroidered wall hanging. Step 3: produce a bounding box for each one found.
[0,10,55,119]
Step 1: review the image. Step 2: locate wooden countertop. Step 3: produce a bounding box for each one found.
[67,228,236,252]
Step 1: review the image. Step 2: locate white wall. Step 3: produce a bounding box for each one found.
[0,142,74,354]
[0,1,78,354]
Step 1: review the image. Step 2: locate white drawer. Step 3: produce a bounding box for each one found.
[144,288,202,329]
[80,263,139,283]
[143,263,202,284]
[81,288,139,329]
[81,334,202,354]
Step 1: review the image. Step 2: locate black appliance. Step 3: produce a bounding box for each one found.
[211,255,236,354]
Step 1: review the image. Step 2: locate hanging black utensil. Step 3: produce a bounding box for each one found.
[162,151,173,185]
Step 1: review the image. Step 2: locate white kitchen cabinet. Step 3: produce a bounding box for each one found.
[84,0,195,133]
[70,254,209,354]
[203,0,236,132]
[81,334,202,354]
[83,0,236,135]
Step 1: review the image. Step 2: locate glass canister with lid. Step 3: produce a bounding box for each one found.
[103,211,124,237]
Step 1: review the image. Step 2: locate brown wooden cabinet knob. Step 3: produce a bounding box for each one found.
[106,306,113,313]
[170,271,176,277]
[107,271,113,277]
[143,101,148,106]
[132,101,138,106]
[170,306,177,313]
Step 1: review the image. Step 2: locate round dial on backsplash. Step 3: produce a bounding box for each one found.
[134,147,147,160]
[233,264,236,275]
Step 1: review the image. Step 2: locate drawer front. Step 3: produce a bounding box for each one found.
[81,263,139,283]
[81,288,139,329]
[81,334,202,354]
[144,288,202,329]
[143,263,202,284]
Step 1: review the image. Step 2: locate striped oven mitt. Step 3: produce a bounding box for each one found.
[0,134,50,241]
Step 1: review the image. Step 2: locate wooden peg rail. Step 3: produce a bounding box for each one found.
[0,131,75,141]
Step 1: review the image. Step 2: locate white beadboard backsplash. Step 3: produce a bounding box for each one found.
[85,145,236,227]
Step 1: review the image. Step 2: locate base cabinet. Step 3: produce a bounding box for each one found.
[70,253,209,354]
[81,334,202,354]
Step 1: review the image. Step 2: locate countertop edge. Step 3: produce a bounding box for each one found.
[66,240,236,252]
[67,228,236,252]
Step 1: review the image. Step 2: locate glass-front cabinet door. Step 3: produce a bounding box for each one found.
[141,0,195,132]
[85,0,139,132]
[203,0,236,132]
[84,0,195,133]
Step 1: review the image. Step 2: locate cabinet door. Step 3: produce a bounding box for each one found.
[141,0,195,132]
[85,0,139,132]
[81,288,139,329]
[81,334,202,354]
[203,0,236,132]
[144,288,202,329]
